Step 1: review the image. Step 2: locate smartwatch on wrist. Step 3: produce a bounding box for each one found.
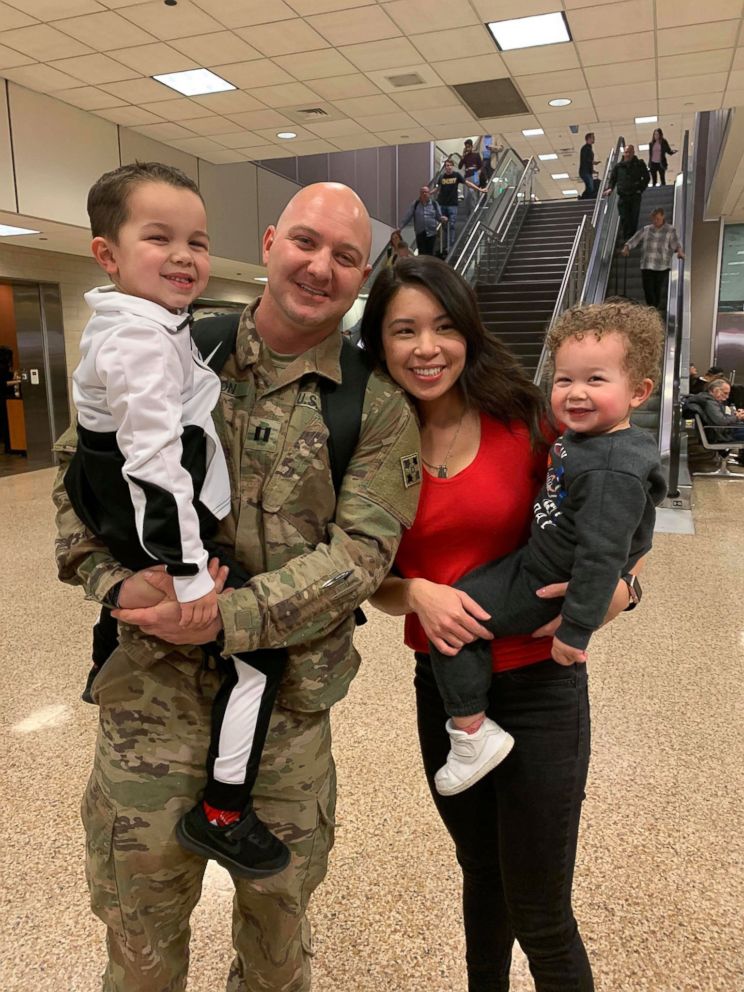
[621,573,642,611]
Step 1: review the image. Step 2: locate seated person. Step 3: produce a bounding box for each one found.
[689,365,724,394]
[684,378,744,463]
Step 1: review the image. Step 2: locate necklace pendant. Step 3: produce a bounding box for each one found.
[437,465,448,479]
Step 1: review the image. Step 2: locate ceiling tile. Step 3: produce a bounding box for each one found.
[304,117,368,137]
[591,81,656,106]
[179,115,241,135]
[659,73,729,99]
[201,148,250,164]
[656,0,744,30]
[3,62,86,91]
[0,4,39,32]
[134,121,194,141]
[107,42,197,75]
[190,90,266,113]
[577,31,654,66]
[170,31,262,65]
[410,106,478,128]
[308,7,401,46]
[374,125,434,145]
[118,0,223,41]
[236,19,329,57]
[214,59,294,88]
[529,89,594,113]
[214,130,272,148]
[516,69,587,97]
[328,133,382,151]
[97,0,158,7]
[433,52,508,85]
[658,51,734,79]
[658,94,723,114]
[53,11,156,50]
[282,0,376,13]
[48,52,136,84]
[339,37,423,72]
[253,124,317,142]
[583,59,655,88]
[593,100,657,120]
[0,23,92,60]
[658,21,740,58]
[412,25,495,63]
[391,86,460,111]
[224,108,294,129]
[9,0,103,15]
[94,105,166,126]
[250,81,321,108]
[55,85,126,110]
[277,48,357,80]
[477,113,541,132]
[384,0,478,35]
[732,48,744,70]
[472,0,559,17]
[568,0,654,41]
[242,144,295,160]
[332,93,400,117]
[187,0,297,28]
[503,44,580,76]
[102,77,184,103]
[364,62,444,92]
[0,42,34,69]
[728,68,744,88]
[355,110,418,131]
[139,97,215,121]
[307,73,380,100]
[269,137,336,155]
[169,134,230,155]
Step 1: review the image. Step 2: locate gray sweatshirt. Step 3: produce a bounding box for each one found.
[528,427,667,649]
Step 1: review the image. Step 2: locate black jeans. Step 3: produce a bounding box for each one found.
[618,193,642,241]
[415,653,593,992]
[641,268,670,312]
[649,162,666,186]
[415,231,436,255]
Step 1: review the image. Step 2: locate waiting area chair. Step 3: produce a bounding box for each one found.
[687,414,744,480]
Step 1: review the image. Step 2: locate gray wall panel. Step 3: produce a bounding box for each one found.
[353,148,379,221]
[199,162,259,264]
[328,151,356,196]
[297,154,330,187]
[397,143,432,223]
[378,146,397,227]
[257,170,301,256]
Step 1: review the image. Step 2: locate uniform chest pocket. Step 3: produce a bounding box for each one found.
[261,421,333,515]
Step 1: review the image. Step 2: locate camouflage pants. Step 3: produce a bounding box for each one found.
[83,643,336,992]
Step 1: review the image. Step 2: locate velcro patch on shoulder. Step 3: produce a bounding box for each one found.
[401,453,422,488]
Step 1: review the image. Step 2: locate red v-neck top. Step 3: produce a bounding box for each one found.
[395,413,554,672]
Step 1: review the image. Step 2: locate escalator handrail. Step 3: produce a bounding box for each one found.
[591,134,625,228]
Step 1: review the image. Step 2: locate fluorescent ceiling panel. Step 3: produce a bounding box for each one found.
[487,12,571,52]
[153,69,235,97]
[538,153,558,160]
[522,128,544,136]
[0,224,40,236]
[551,172,569,179]
[635,115,657,124]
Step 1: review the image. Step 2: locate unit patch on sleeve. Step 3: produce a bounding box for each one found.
[401,452,422,488]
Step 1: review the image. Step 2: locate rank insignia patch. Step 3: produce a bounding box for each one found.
[401,452,422,488]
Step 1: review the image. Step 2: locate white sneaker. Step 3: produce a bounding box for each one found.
[434,717,514,796]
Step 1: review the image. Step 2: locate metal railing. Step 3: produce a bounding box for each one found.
[452,156,539,287]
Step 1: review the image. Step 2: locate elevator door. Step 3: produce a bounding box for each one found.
[6,281,68,470]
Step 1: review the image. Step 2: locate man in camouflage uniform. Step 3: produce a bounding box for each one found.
[52,182,420,992]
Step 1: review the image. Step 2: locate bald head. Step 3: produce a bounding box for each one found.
[275,182,372,264]
[257,181,373,352]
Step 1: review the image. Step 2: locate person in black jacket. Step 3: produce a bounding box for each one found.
[648,127,676,186]
[579,132,599,199]
[606,144,650,240]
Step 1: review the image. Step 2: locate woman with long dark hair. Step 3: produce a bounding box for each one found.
[362,256,632,991]
[648,128,676,186]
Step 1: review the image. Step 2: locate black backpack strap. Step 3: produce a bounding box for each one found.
[319,339,373,496]
[191,311,241,374]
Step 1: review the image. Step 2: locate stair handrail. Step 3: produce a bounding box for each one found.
[533,213,593,386]
[662,129,691,498]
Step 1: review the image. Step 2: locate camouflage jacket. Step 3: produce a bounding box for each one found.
[53,305,421,713]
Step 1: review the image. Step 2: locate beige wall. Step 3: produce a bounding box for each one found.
[0,241,258,420]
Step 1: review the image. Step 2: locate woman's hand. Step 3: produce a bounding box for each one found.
[113,559,230,645]
[551,636,587,667]
[408,578,493,657]
[530,576,633,639]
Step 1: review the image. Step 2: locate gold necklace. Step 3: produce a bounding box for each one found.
[421,410,466,478]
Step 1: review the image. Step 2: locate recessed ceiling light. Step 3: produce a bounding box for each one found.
[253,276,268,283]
[0,224,40,236]
[538,153,558,161]
[153,68,235,97]
[551,173,569,179]
[549,98,571,107]
[487,12,571,51]
[562,189,579,196]
[638,144,650,151]
[635,115,657,124]
[276,131,297,140]
[522,128,544,137]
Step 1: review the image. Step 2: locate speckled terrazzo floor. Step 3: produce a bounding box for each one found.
[1,468,742,992]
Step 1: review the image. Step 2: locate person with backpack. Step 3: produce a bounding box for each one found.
[52,181,421,992]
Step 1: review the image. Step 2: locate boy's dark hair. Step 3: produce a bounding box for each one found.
[87,161,204,241]
[546,300,664,387]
